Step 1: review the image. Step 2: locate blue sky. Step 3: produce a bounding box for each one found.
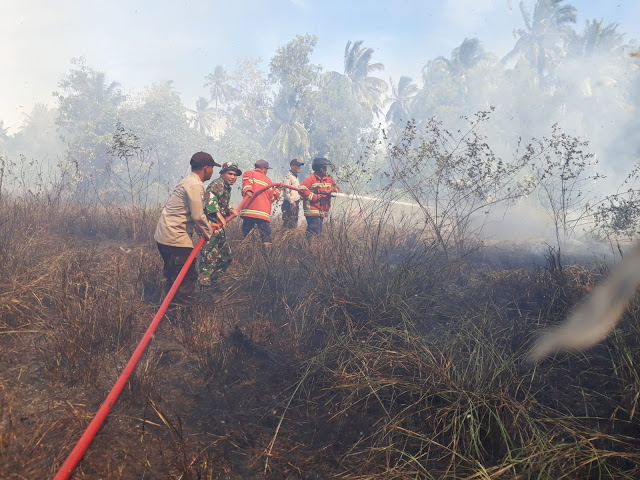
[1,0,639,131]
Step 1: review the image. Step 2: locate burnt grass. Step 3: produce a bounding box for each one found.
[2,200,640,479]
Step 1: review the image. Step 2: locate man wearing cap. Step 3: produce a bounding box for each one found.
[281,159,304,229]
[198,162,241,290]
[154,152,220,305]
[240,159,281,247]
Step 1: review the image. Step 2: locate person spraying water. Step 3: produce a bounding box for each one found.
[298,158,340,236]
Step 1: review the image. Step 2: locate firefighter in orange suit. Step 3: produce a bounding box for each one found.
[240,159,281,246]
[298,157,339,236]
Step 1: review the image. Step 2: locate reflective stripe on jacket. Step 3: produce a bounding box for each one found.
[240,169,281,221]
[298,173,339,217]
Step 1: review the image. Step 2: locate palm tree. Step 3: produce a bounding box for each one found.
[187,97,216,136]
[409,39,489,123]
[432,38,489,96]
[447,38,488,76]
[501,0,577,80]
[268,120,310,162]
[567,19,627,56]
[408,58,457,125]
[204,66,230,115]
[268,93,310,162]
[561,19,633,117]
[325,40,388,115]
[384,76,418,124]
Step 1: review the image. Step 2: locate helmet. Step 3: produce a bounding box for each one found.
[311,157,333,172]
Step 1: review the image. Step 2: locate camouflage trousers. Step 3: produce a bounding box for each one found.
[198,230,233,286]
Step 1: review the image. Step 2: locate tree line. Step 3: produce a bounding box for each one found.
[0,0,638,210]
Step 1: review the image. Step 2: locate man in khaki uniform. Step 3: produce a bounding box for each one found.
[154,152,220,305]
[281,158,304,229]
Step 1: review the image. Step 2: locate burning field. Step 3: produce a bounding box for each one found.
[2,196,640,480]
[2,1,640,474]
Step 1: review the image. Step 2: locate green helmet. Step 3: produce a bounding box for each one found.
[312,157,333,172]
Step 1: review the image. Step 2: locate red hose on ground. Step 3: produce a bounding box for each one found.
[53,182,292,479]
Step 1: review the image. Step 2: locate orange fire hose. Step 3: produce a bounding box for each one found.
[53,182,293,479]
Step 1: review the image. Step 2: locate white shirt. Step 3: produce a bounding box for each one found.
[282,170,301,203]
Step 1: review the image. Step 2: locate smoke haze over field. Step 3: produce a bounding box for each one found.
[2,0,640,249]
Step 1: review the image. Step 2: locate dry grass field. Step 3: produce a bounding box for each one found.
[2,195,640,479]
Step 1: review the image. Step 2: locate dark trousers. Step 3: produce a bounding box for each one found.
[241,217,273,244]
[281,201,299,229]
[305,216,324,236]
[156,243,198,305]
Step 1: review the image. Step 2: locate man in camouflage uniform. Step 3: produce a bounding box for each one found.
[198,162,242,289]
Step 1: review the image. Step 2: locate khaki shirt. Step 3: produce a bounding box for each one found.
[282,170,301,203]
[154,172,213,248]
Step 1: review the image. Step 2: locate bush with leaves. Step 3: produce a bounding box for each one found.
[385,109,536,260]
[105,121,154,240]
[530,124,602,264]
[592,163,640,245]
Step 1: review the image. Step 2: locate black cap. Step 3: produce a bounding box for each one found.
[190,152,221,168]
[255,159,272,169]
[290,158,305,167]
